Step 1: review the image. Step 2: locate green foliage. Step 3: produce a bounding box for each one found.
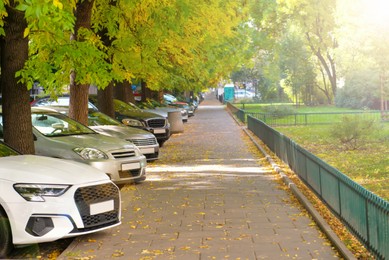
[335,69,380,109]
[279,30,317,105]
[330,115,379,150]
[0,1,7,36]
[241,0,338,105]
[1,0,251,95]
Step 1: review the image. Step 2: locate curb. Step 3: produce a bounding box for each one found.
[226,107,356,260]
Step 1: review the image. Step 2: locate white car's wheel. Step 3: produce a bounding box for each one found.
[0,208,13,258]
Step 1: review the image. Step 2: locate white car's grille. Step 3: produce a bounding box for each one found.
[128,138,157,146]
[73,183,120,231]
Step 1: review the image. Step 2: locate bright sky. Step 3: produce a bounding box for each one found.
[358,0,389,28]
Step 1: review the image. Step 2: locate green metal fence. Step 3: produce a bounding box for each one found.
[247,115,389,259]
[248,111,382,126]
[226,102,246,123]
[227,102,382,126]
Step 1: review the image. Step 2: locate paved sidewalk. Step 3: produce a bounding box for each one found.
[59,93,340,259]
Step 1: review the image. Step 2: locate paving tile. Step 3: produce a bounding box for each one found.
[58,94,342,260]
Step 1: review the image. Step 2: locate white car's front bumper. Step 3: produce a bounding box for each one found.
[2,180,121,245]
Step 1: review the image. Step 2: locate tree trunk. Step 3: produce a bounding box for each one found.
[0,5,35,154]
[114,80,135,103]
[69,83,90,125]
[97,83,115,118]
[318,64,332,104]
[315,50,336,101]
[379,71,388,120]
[68,0,94,125]
[306,33,337,103]
[141,81,154,101]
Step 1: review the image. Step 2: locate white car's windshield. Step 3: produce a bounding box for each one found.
[31,112,95,137]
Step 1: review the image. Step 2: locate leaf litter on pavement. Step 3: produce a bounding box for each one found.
[41,117,363,260]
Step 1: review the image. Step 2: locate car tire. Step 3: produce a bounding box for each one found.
[0,208,13,258]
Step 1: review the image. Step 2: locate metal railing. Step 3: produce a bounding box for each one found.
[247,116,389,259]
[226,102,383,126]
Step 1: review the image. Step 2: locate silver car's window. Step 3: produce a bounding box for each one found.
[32,112,95,137]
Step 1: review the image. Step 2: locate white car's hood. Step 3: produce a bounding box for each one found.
[0,155,109,184]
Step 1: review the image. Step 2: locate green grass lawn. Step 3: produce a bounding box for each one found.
[274,123,389,201]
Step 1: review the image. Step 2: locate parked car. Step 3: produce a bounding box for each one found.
[88,110,160,161]
[0,141,121,258]
[89,97,171,146]
[36,105,160,161]
[163,94,195,117]
[163,93,177,104]
[0,107,147,186]
[31,95,98,110]
[137,99,189,122]
[169,101,195,117]
[32,95,170,146]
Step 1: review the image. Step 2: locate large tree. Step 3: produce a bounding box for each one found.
[0,0,77,154]
[279,30,316,105]
[0,0,252,154]
[279,0,338,101]
[0,2,33,154]
[93,0,250,105]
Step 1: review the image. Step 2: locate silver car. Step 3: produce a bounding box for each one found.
[0,107,147,186]
[48,106,160,161]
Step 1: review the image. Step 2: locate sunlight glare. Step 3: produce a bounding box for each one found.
[361,0,389,27]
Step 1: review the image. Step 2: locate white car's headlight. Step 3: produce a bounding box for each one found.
[14,184,71,202]
[122,118,144,127]
[73,147,108,160]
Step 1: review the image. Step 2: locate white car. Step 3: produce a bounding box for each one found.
[0,141,121,258]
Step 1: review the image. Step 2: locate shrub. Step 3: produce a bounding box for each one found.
[238,97,254,104]
[330,115,379,150]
